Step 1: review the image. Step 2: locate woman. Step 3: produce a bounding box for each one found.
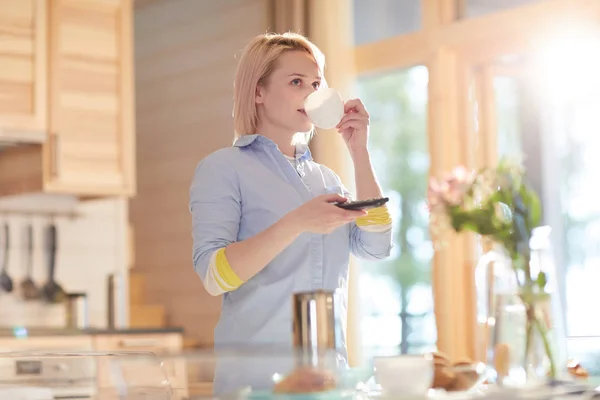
[189,32,392,391]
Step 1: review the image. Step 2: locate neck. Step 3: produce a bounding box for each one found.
[255,124,296,157]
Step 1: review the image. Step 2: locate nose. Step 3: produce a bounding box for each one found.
[304,85,319,100]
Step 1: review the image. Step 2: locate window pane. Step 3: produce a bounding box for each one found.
[486,56,600,376]
[462,0,543,18]
[355,66,436,356]
[554,96,600,337]
[494,76,523,156]
[353,0,421,46]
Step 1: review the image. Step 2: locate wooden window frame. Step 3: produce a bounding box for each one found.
[351,0,600,361]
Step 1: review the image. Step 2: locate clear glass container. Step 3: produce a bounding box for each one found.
[0,350,169,399]
[475,227,569,387]
[475,244,521,373]
[158,346,365,400]
[0,346,374,399]
[526,226,568,382]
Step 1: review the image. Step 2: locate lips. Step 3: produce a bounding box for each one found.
[298,109,307,116]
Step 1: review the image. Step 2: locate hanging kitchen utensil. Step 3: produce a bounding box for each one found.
[20,223,40,300]
[0,222,14,293]
[42,222,66,303]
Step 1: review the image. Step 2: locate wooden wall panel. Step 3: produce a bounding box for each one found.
[130,0,267,345]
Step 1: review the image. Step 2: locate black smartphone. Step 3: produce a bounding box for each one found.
[335,197,389,211]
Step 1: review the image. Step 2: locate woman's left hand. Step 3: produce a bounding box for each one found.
[336,99,370,156]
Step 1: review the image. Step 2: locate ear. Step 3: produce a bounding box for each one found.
[255,84,265,104]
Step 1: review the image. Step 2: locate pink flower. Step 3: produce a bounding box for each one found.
[428,166,474,209]
[427,178,447,210]
[452,166,469,182]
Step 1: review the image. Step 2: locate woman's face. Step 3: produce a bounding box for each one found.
[255,50,322,136]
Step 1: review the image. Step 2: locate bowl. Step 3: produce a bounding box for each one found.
[373,354,434,396]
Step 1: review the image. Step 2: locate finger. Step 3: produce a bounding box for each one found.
[345,210,368,219]
[335,114,368,128]
[343,99,369,117]
[333,209,367,220]
[321,193,347,203]
[337,120,366,132]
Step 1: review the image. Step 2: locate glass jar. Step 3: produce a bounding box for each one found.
[475,244,526,385]
[526,226,568,382]
[475,227,568,387]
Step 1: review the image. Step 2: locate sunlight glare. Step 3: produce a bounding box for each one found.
[534,25,600,98]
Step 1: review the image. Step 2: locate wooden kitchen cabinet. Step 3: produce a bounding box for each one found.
[45,0,135,196]
[0,0,135,198]
[0,0,47,141]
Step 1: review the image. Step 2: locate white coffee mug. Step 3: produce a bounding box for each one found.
[304,88,345,130]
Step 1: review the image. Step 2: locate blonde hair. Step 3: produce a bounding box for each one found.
[233,32,326,138]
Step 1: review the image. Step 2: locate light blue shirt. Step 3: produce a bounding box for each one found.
[189,133,392,350]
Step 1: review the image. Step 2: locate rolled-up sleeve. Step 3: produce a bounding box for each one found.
[189,152,243,294]
[348,192,393,260]
[322,167,393,261]
[349,219,392,261]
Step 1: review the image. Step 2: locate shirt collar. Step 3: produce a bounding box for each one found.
[233,134,263,148]
[233,134,313,161]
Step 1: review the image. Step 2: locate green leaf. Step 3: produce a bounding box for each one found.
[536,271,548,290]
[522,187,542,229]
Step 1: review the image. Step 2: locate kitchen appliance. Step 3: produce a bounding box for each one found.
[0,351,169,399]
[65,292,89,329]
[0,352,96,399]
[292,289,345,369]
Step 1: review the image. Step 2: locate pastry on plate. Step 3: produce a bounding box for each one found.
[273,366,337,394]
[430,354,484,392]
[567,360,589,379]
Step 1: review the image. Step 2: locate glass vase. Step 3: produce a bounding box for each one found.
[524,226,568,382]
[474,230,568,387]
[475,245,524,385]
[522,292,557,383]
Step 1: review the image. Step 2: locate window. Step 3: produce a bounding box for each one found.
[354,66,436,356]
[550,92,600,376]
[461,0,543,18]
[349,0,600,364]
[488,63,600,376]
[353,0,421,45]
[494,76,523,157]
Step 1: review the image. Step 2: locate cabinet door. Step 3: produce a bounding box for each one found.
[46,0,135,196]
[0,0,47,140]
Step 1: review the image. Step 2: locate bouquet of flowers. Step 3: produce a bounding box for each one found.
[427,158,557,379]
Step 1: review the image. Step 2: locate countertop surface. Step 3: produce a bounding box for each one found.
[0,326,184,338]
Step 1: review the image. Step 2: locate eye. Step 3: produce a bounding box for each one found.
[291,78,302,86]
[312,81,320,90]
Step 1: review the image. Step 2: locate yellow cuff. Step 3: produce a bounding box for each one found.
[356,206,392,227]
[214,248,244,289]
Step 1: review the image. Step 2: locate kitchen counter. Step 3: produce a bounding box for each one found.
[0,326,184,338]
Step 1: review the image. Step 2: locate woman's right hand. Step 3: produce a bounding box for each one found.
[286,194,367,234]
